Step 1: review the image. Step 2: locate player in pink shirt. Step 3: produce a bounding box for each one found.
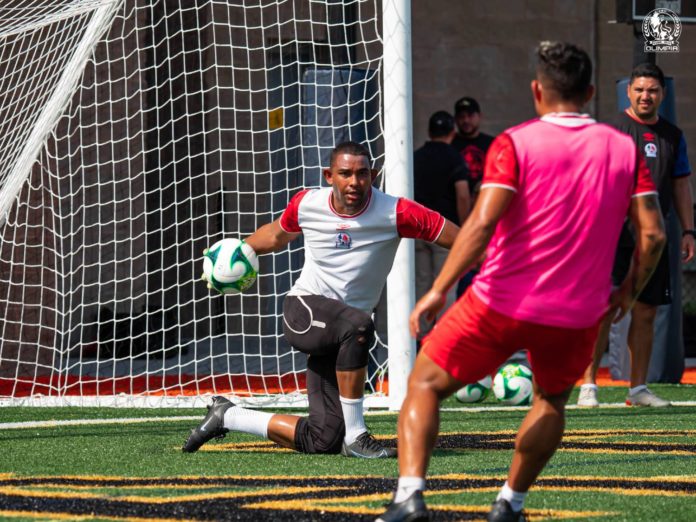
[378,42,666,522]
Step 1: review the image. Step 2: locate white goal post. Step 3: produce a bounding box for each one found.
[0,0,415,409]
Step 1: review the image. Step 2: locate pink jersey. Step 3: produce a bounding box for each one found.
[280,187,444,313]
[472,114,657,328]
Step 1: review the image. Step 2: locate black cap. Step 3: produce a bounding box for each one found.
[428,111,455,137]
[454,96,480,115]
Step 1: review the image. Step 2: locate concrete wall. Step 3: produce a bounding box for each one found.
[411,0,695,202]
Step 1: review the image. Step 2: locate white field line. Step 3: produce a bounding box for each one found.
[2,401,696,430]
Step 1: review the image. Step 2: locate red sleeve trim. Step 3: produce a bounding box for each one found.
[279,189,310,233]
[482,133,519,190]
[396,198,445,242]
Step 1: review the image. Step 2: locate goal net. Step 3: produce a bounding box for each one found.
[0,0,400,408]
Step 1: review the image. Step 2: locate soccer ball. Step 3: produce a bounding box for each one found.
[455,375,492,403]
[493,363,533,406]
[202,238,259,294]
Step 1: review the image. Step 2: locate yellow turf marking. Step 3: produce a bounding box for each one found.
[557,447,696,456]
[0,510,195,522]
[434,504,616,521]
[532,486,696,497]
[197,440,289,452]
[433,473,696,484]
[243,498,386,516]
[244,497,614,520]
[187,427,696,453]
[27,483,254,492]
[440,429,696,436]
[197,436,392,453]
[0,487,104,501]
[0,485,349,504]
[4,472,696,484]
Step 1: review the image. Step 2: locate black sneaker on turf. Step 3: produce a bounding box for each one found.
[375,491,429,522]
[487,499,527,522]
[182,396,234,453]
[341,431,397,459]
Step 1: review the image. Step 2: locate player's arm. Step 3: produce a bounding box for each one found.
[245,219,299,255]
[433,219,460,249]
[672,175,694,263]
[610,152,666,321]
[409,133,516,338]
[409,186,514,336]
[610,194,666,322]
[245,189,306,255]
[454,179,471,225]
[671,134,694,263]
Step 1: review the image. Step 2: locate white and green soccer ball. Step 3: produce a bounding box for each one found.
[202,238,259,295]
[455,375,492,403]
[493,363,533,406]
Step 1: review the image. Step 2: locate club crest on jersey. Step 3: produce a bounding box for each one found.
[644,143,657,158]
[335,231,352,249]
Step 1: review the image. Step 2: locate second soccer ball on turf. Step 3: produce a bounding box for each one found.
[202,238,259,294]
[455,375,492,403]
[493,363,533,406]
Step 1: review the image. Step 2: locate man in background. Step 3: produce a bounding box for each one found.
[452,97,495,298]
[578,63,694,408]
[413,111,470,337]
[452,96,495,197]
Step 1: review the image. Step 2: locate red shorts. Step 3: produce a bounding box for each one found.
[422,289,599,396]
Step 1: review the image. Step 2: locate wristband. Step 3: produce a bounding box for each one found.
[683,229,696,239]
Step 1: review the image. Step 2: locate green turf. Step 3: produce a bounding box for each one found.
[1,385,695,521]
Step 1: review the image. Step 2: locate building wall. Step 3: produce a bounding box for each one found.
[411,0,695,201]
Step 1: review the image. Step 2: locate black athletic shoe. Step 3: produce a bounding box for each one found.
[487,499,527,522]
[375,491,429,522]
[182,396,234,453]
[341,431,397,459]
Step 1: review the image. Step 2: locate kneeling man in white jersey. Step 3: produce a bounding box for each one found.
[183,141,459,458]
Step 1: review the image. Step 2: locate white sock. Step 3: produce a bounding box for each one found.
[340,396,367,445]
[496,481,527,512]
[223,406,272,439]
[580,383,598,390]
[394,476,426,503]
[629,385,648,396]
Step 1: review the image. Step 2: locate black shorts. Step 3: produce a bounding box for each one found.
[282,294,375,454]
[612,232,671,306]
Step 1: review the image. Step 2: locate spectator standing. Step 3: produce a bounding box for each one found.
[413,111,471,336]
[578,63,694,408]
[451,96,495,197]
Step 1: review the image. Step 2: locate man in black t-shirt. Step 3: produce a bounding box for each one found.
[578,63,694,408]
[451,97,496,298]
[451,96,495,196]
[413,111,470,336]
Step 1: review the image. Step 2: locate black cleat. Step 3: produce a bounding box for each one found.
[341,431,397,459]
[182,396,234,453]
[487,499,527,522]
[375,491,429,522]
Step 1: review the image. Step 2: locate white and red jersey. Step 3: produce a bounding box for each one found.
[472,113,657,329]
[279,187,445,313]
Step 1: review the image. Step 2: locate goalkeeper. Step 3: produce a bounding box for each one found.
[183,141,459,458]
